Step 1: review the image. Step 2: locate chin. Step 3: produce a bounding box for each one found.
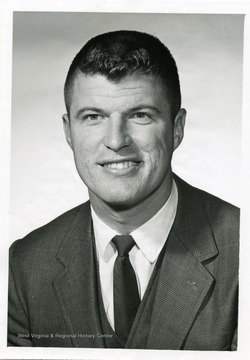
[100,192,142,210]
[105,200,139,211]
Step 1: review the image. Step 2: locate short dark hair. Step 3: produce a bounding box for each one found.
[64,30,181,119]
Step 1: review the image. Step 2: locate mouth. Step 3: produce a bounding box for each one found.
[102,161,140,169]
[98,159,142,173]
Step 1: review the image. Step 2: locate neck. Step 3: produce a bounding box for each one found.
[89,175,173,234]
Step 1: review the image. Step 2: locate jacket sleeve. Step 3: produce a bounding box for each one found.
[8,243,32,346]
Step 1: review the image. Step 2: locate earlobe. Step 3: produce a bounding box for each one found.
[62,114,72,149]
[173,108,186,150]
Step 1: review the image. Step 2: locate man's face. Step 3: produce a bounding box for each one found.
[63,73,185,209]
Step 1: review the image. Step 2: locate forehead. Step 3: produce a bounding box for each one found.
[69,73,170,111]
[73,72,163,92]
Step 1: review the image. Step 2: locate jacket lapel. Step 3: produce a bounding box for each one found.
[146,176,218,349]
[52,202,105,348]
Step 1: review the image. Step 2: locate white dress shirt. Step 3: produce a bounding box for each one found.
[91,180,178,330]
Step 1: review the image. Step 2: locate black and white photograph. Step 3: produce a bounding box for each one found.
[1,1,250,360]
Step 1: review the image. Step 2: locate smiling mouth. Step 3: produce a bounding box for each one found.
[101,161,141,170]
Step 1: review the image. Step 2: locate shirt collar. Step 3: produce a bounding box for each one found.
[91,206,118,261]
[91,180,178,264]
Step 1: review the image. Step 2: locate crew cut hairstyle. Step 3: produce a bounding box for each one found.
[64,30,181,119]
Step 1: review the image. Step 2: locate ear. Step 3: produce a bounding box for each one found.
[62,113,73,149]
[173,108,186,151]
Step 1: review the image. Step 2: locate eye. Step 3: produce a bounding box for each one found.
[83,113,103,124]
[133,112,147,118]
[85,114,101,121]
[130,112,152,124]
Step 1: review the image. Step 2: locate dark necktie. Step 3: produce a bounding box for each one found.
[112,235,140,343]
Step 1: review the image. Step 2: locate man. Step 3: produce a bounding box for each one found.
[8,30,239,350]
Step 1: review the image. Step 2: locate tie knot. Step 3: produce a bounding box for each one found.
[112,235,136,257]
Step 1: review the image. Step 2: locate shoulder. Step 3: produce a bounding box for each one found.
[175,174,239,212]
[9,201,91,264]
[174,174,239,237]
[173,175,239,276]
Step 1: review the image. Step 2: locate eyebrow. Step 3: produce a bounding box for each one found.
[75,107,106,118]
[74,105,162,118]
[128,105,162,114]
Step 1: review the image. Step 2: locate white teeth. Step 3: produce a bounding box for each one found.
[104,161,137,169]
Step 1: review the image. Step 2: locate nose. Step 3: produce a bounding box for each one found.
[103,113,132,151]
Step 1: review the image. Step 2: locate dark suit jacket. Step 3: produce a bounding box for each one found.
[8,176,239,350]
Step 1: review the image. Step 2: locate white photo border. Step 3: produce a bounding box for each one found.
[1,1,250,359]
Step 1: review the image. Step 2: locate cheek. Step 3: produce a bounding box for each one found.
[71,130,95,158]
[71,139,92,177]
[140,131,172,165]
